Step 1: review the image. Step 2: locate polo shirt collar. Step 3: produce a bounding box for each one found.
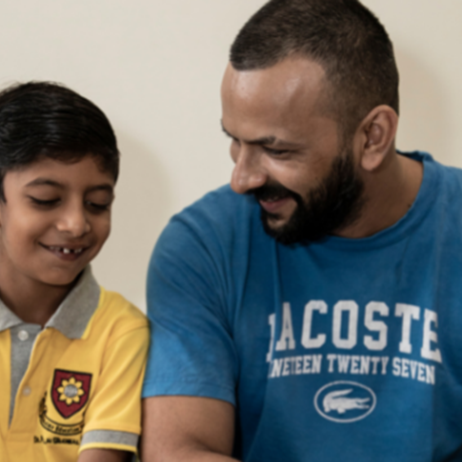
[0,300,22,332]
[0,266,100,339]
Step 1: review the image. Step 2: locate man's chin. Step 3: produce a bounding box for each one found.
[260,211,299,244]
[260,206,329,245]
[261,208,291,228]
[265,216,288,230]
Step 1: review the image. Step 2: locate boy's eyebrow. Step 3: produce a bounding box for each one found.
[86,184,114,194]
[25,178,114,193]
[25,178,64,188]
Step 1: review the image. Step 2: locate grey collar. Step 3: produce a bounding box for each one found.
[0,267,100,339]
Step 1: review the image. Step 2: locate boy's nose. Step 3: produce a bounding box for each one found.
[56,204,91,237]
[230,147,266,195]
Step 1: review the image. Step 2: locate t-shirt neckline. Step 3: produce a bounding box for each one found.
[296,151,438,252]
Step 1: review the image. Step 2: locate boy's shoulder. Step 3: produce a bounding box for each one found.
[83,286,148,342]
[96,287,146,320]
[57,267,148,343]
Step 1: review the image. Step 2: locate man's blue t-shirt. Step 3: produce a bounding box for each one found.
[143,152,462,461]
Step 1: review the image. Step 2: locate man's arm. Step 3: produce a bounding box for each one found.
[141,396,239,462]
[78,448,132,462]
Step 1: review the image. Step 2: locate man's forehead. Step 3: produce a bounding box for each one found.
[221,57,337,141]
[224,57,326,94]
[222,57,330,117]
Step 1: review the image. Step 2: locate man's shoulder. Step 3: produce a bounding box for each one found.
[417,150,461,175]
[151,185,264,280]
[162,185,257,246]
[435,160,462,189]
[422,152,462,200]
[179,184,253,222]
[405,150,462,197]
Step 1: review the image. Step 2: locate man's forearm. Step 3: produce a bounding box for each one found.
[163,448,239,462]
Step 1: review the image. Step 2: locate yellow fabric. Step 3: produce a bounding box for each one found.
[0,288,148,462]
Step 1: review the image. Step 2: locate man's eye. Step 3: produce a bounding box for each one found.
[263,146,288,156]
[29,197,59,206]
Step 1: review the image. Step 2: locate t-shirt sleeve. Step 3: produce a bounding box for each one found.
[142,211,238,406]
[80,320,149,454]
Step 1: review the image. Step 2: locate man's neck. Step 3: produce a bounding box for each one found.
[336,151,424,239]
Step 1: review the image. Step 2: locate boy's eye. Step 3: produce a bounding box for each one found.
[28,196,60,207]
[85,201,111,212]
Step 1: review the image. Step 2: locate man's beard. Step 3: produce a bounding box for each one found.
[250,149,365,245]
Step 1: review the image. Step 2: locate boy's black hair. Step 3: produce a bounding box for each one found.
[0,81,119,200]
[230,0,399,137]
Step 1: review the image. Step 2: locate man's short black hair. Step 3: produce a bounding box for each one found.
[0,81,119,200]
[230,0,399,136]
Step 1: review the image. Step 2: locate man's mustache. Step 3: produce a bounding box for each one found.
[247,182,301,203]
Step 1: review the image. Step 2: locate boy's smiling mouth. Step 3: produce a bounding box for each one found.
[40,244,88,260]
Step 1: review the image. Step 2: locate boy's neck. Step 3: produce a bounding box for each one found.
[0,273,76,327]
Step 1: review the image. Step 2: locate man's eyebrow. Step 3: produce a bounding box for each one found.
[221,121,296,147]
[221,124,235,139]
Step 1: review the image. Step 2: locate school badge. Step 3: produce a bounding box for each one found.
[51,369,92,418]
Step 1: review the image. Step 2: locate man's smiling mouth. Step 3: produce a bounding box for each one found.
[259,197,293,214]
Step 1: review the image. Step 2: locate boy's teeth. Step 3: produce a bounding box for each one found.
[48,246,84,254]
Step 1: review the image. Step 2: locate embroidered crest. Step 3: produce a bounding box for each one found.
[51,369,92,418]
[39,393,84,436]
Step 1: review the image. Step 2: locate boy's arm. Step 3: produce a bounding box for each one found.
[141,396,238,462]
[79,314,149,457]
[78,448,132,462]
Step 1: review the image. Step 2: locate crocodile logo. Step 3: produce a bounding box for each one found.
[314,381,376,423]
[323,389,370,414]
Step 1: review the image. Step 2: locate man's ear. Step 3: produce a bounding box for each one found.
[354,105,398,172]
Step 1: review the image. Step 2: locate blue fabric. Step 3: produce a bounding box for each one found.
[143,152,462,461]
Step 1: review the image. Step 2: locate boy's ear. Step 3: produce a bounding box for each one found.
[0,197,5,227]
[354,105,398,172]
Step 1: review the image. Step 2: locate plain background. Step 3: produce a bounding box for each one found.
[0,1,460,311]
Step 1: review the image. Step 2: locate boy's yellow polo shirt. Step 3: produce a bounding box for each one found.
[0,267,149,462]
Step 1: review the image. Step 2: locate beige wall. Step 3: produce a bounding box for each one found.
[0,1,460,310]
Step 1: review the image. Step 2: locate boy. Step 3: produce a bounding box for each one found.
[0,82,148,462]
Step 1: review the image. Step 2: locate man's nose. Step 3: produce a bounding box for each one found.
[56,202,91,237]
[230,146,266,194]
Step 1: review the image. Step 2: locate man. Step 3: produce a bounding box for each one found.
[142,0,462,460]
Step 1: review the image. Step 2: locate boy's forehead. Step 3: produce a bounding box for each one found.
[6,155,115,187]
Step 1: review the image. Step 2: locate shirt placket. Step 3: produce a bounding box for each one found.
[9,324,41,426]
